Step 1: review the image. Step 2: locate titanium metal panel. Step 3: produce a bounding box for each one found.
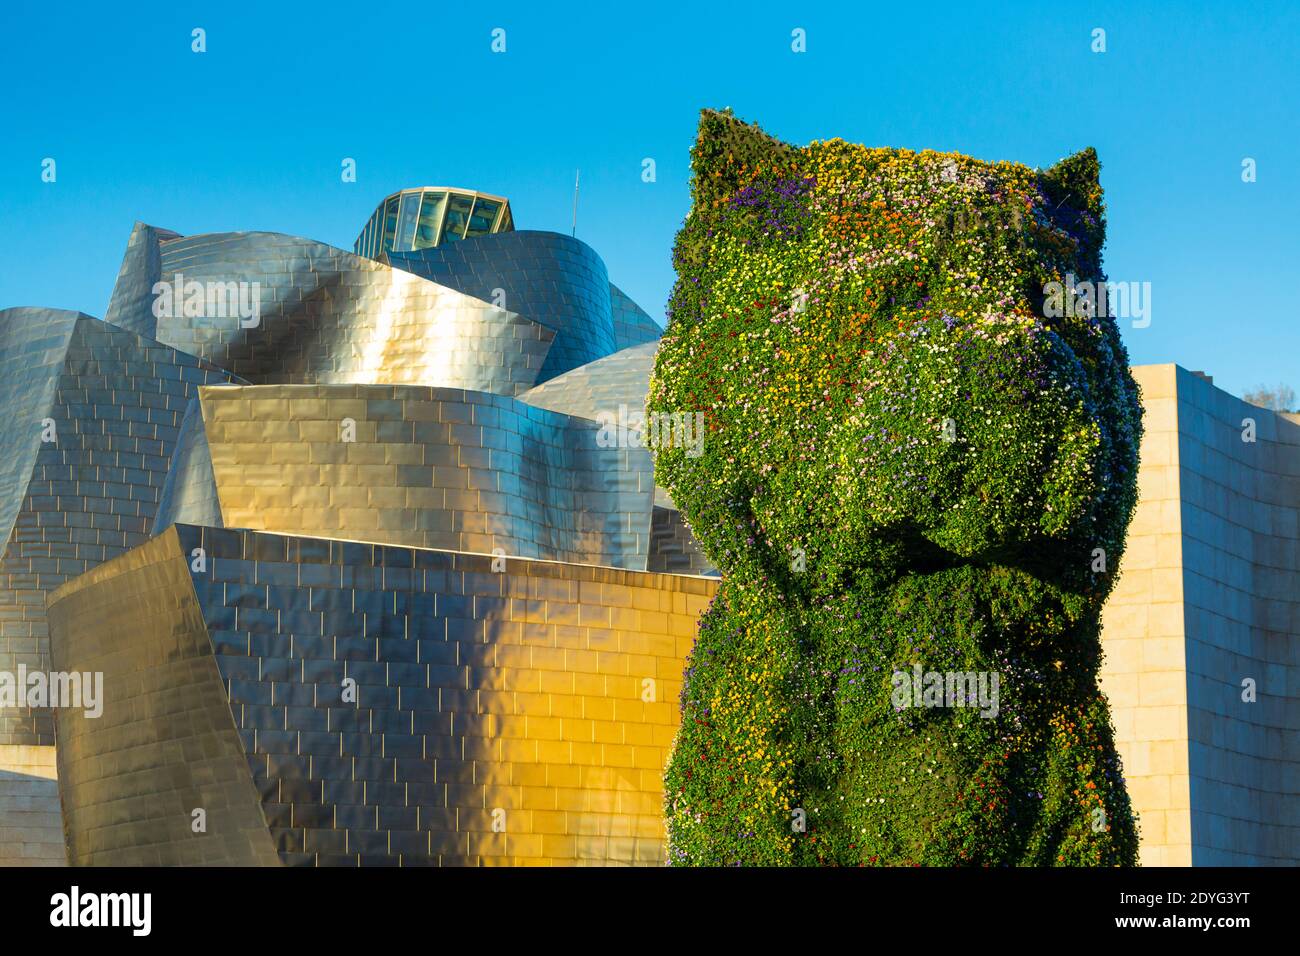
[47,524,719,866]
[608,283,663,351]
[160,383,657,571]
[153,397,223,533]
[108,231,557,397]
[647,506,717,577]
[0,309,78,556]
[102,221,182,338]
[517,342,658,425]
[516,343,715,572]
[384,231,616,384]
[0,309,237,746]
[47,527,283,866]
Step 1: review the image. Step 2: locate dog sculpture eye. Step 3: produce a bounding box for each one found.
[652,110,1143,867]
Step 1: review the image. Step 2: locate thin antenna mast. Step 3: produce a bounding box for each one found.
[572,170,580,237]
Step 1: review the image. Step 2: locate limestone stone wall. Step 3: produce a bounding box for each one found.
[1100,364,1300,865]
[0,744,64,865]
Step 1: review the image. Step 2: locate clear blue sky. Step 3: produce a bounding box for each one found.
[1,1,1296,401]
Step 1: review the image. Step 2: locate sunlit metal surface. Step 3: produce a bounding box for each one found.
[13,200,713,867]
[383,231,619,383]
[0,308,237,747]
[517,341,658,424]
[104,230,556,396]
[102,221,182,337]
[517,346,714,577]
[154,383,657,571]
[49,525,718,866]
[153,397,223,532]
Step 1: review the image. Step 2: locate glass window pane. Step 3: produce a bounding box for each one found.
[415,191,447,249]
[361,217,375,257]
[498,206,514,233]
[394,191,421,251]
[466,198,501,237]
[441,192,475,242]
[380,196,400,252]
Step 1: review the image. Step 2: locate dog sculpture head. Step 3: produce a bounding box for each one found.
[650,110,1142,598]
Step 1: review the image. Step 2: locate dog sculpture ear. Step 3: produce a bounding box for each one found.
[689,109,799,209]
[1041,147,1103,216]
[673,110,803,279]
[1040,147,1106,277]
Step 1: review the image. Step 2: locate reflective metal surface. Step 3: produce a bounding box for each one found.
[517,343,718,578]
[9,202,715,867]
[608,283,664,351]
[384,231,619,383]
[517,341,694,513]
[0,308,236,747]
[158,383,658,571]
[107,230,556,396]
[102,222,182,337]
[49,525,717,866]
[517,341,658,425]
[647,506,717,577]
[152,397,223,532]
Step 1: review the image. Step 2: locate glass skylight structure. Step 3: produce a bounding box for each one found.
[354,187,513,258]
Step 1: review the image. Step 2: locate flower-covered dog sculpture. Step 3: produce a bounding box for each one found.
[651,110,1142,865]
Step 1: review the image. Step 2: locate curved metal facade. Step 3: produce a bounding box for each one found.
[49,525,717,866]
[47,528,285,866]
[384,231,617,384]
[111,231,556,396]
[0,309,237,748]
[153,397,223,533]
[8,197,707,868]
[517,341,658,425]
[517,344,714,569]
[159,383,657,570]
[103,221,181,338]
[609,283,664,351]
[516,341,692,515]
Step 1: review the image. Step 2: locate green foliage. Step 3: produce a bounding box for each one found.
[654,111,1142,866]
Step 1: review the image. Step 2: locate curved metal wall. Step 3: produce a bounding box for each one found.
[153,397,224,533]
[518,342,677,507]
[384,231,617,384]
[517,341,657,425]
[0,310,236,747]
[47,527,284,866]
[608,282,663,351]
[102,221,181,338]
[48,525,718,866]
[135,232,557,397]
[516,342,716,572]
[162,383,656,571]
